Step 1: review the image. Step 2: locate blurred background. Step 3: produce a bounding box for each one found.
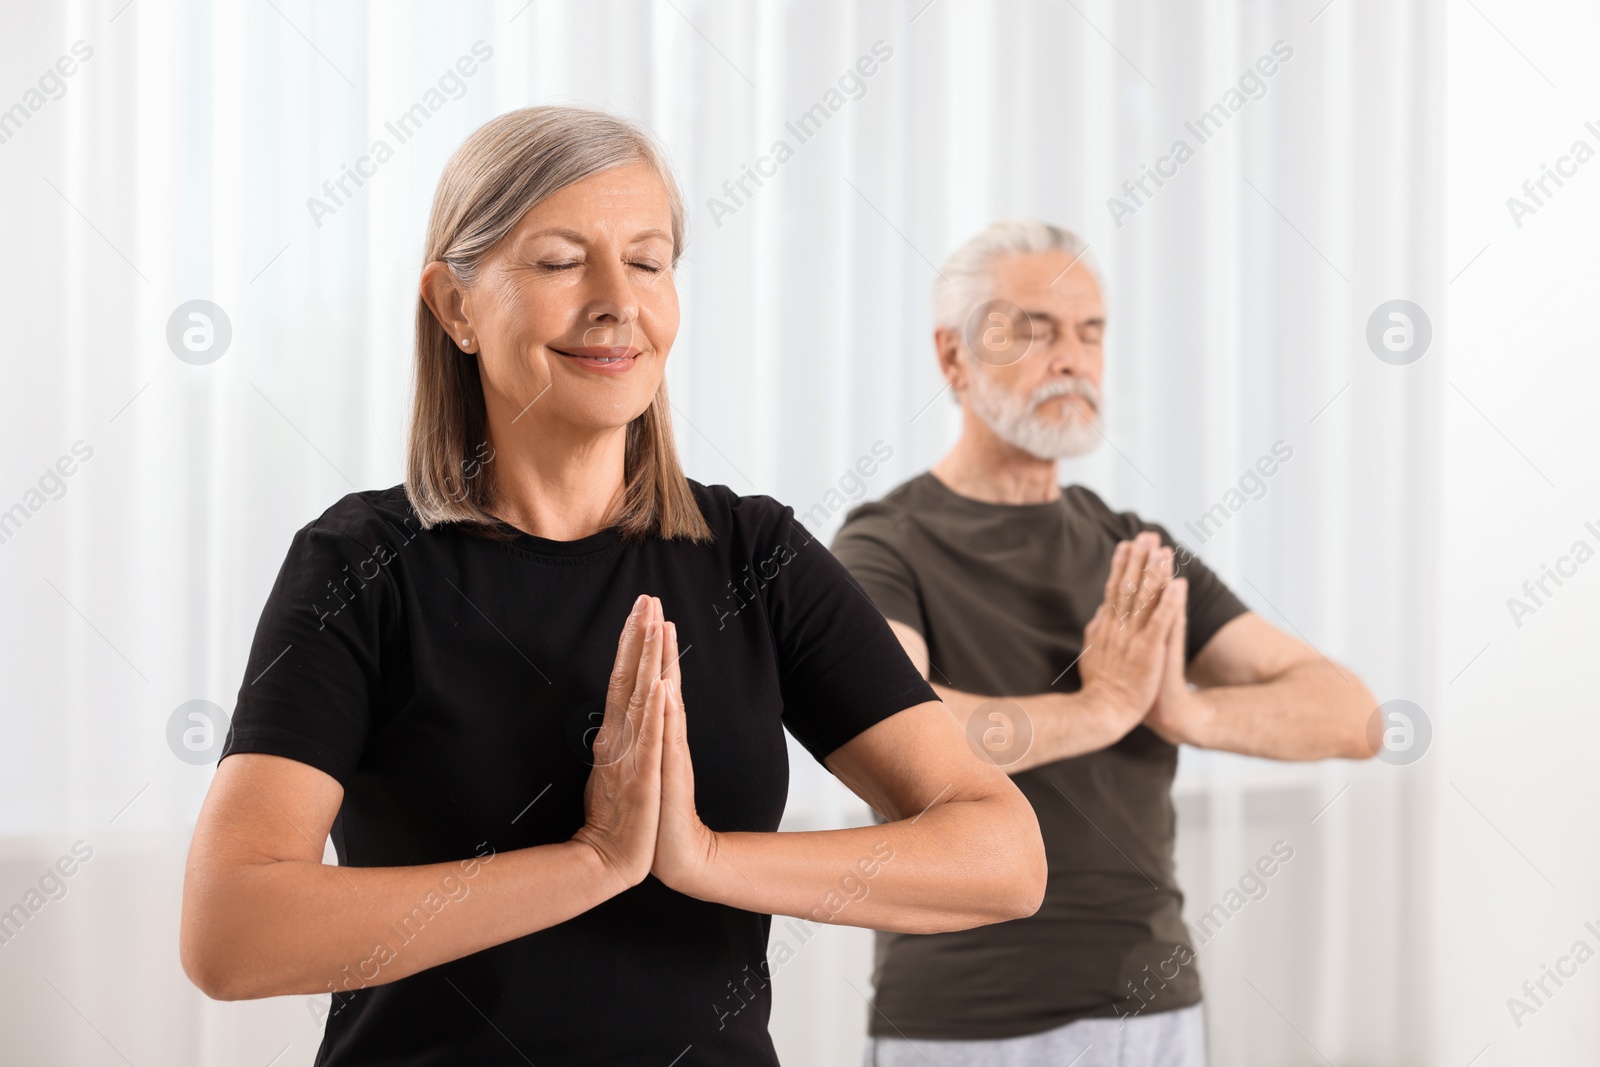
[0,0,1593,1063]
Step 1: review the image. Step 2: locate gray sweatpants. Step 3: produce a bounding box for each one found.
[860,1004,1206,1067]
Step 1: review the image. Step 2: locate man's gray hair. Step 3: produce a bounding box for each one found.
[932,218,1099,330]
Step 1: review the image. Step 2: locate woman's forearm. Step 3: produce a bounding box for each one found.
[182,839,618,1001]
[678,793,1045,934]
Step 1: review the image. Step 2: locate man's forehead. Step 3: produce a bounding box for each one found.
[990,253,1103,317]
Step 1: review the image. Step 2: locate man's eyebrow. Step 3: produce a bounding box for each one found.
[1018,310,1105,330]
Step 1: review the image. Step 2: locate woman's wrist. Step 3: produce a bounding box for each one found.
[653,827,727,903]
[565,834,642,904]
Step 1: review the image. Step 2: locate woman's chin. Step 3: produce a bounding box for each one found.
[532,397,657,437]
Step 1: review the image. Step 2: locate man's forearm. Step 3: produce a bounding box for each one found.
[882,616,1151,773]
[932,681,1129,773]
[1180,660,1375,760]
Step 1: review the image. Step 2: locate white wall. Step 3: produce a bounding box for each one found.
[1437,3,1600,1063]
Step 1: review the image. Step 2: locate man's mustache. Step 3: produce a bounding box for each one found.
[1028,378,1100,414]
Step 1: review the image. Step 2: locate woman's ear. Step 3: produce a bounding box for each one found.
[420,260,472,345]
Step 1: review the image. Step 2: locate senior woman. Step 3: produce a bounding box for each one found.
[179,106,1045,1065]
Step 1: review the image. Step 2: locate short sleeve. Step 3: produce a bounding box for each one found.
[219,520,398,786]
[757,503,937,765]
[827,507,926,638]
[1125,516,1249,661]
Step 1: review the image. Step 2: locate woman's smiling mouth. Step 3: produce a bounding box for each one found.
[552,345,641,373]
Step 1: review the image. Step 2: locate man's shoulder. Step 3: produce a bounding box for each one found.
[834,472,935,542]
[1061,483,1143,538]
[1062,483,1126,524]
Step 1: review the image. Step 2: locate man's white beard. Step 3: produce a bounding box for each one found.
[966,369,1103,460]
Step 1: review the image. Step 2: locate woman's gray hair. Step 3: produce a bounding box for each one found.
[932,219,1100,330]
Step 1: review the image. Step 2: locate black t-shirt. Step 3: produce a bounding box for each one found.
[218,481,936,1066]
[830,472,1248,1040]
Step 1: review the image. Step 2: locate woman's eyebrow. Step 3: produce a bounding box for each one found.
[519,227,672,245]
[521,227,588,244]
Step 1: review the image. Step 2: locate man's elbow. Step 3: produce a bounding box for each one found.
[1344,676,1382,760]
[1345,728,1381,761]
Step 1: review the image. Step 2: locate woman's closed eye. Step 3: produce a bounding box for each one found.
[536,260,665,274]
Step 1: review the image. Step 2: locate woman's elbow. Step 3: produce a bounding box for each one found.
[180,893,273,1001]
[1005,815,1048,920]
[980,792,1048,923]
[181,929,252,1001]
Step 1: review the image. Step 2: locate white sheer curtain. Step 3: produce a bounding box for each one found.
[10,1,1591,1065]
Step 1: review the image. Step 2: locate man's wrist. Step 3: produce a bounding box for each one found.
[1072,683,1135,744]
[1169,687,1220,748]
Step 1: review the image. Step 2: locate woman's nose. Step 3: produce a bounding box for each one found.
[583,258,639,324]
[581,297,637,351]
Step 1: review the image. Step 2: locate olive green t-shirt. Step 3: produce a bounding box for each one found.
[830,472,1248,1040]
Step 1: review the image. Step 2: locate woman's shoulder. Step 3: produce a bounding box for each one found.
[299,484,423,549]
[686,479,804,542]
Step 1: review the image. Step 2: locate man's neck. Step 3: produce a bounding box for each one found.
[930,429,1061,505]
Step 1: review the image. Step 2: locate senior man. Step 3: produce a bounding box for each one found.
[833,219,1376,1067]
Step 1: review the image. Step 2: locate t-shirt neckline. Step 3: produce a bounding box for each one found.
[917,471,1067,515]
[487,517,624,558]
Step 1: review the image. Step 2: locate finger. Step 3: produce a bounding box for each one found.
[626,608,663,723]
[1112,546,1141,624]
[1118,534,1157,621]
[663,676,686,754]
[634,599,666,720]
[1113,537,1139,620]
[607,594,651,708]
[1167,585,1187,669]
[1083,601,1108,647]
[634,676,667,777]
[1153,577,1187,645]
[1133,546,1174,626]
[659,620,685,747]
[1102,540,1131,615]
[663,619,683,690]
[1159,580,1189,682]
[641,598,665,683]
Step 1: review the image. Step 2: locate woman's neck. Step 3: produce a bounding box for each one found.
[487,422,629,541]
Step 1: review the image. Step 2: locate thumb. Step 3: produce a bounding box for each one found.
[659,681,690,795]
[1165,579,1189,671]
